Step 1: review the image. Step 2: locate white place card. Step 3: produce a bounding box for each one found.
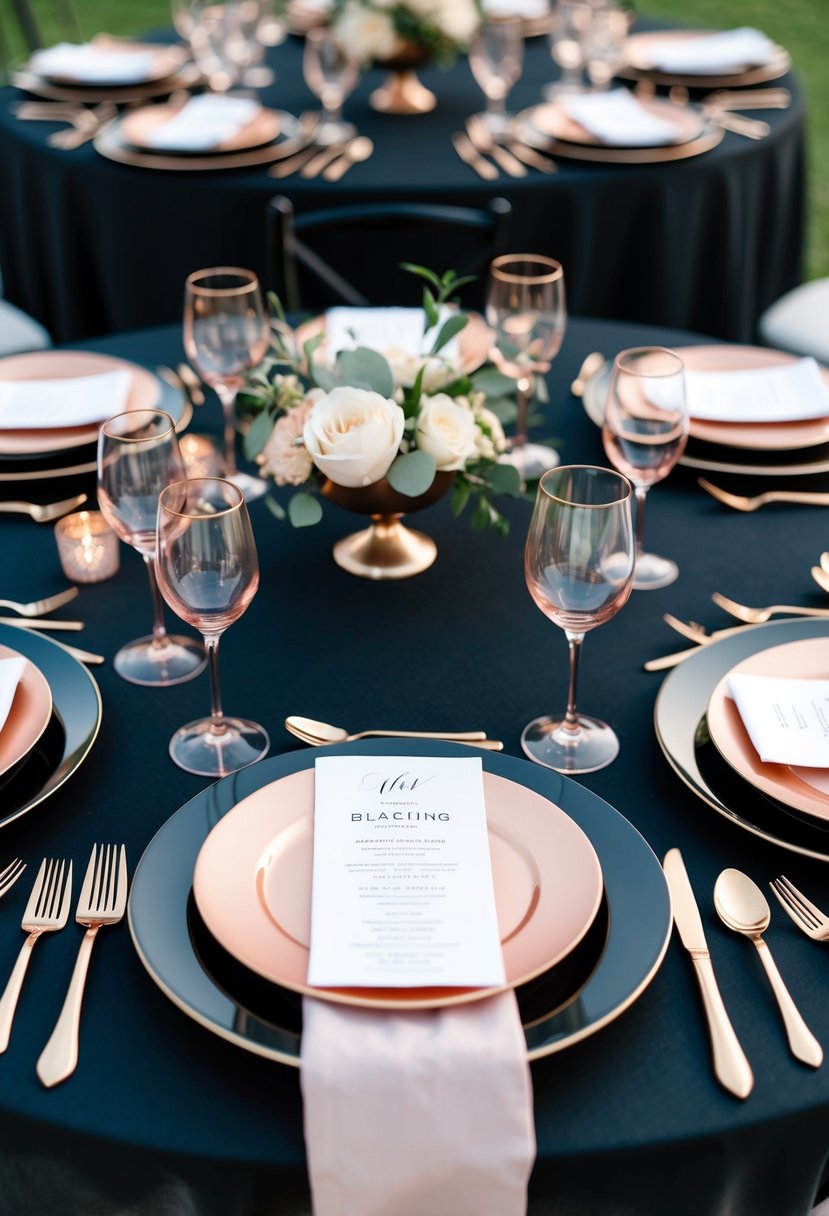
[685,358,829,424]
[307,755,505,988]
[30,42,157,84]
[0,657,26,736]
[148,95,260,152]
[728,673,829,767]
[563,88,681,147]
[644,28,775,74]
[0,369,132,430]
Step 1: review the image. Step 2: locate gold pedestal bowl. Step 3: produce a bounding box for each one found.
[321,471,454,580]
[369,46,436,116]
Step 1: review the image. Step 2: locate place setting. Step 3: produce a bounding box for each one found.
[619,24,791,91]
[11,36,196,105]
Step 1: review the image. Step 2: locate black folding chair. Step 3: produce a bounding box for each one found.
[265,196,513,313]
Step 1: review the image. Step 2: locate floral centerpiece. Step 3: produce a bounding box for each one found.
[241,266,522,579]
[329,0,482,113]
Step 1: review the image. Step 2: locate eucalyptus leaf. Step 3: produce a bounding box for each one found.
[337,347,395,398]
[430,313,468,356]
[386,449,437,497]
[265,493,286,521]
[288,491,323,528]
[483,462,523,497]
[482,396,517,425]
[451,479,472,517]
[470,366,516,397]
[423,286,440,330]
[471,495,492,533]
[400,262,442,291]
[243,409,277,461]
[305,334,339,393]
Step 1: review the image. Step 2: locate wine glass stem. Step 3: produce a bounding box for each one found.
[205,636,228,737]
[323,96,342,124]
[216,386,239,477]
[515,375,532,449]
[634,485,649,560]
[563,630,584,733]
[143,555,169,649]
[486,92,506,119]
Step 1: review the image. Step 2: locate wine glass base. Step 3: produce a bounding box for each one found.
[315,119,358,146]
[504,443,560,482]
[542,80,588,101]
[521,712,620,774]
[226,471,269,503]
[169,716,270,777]
[633,552,679,591]
[114,635,206,687]
[468,109,513,136]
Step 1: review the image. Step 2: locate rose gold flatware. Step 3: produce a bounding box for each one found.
[711,592,829,624]
[301,142,346,178]
[269,141,328,178]
[0,587,78,616]
[698,478,829,511]
[812,566,829,595]
[645,644,716,671]
[706,110,770,139]
[0,860,26,901]
[663,849,753,1098]
[0,495,88,522]
[37,844,127,1088]
[466,116,526,178]
[285,715,503,750]
[770,876,829,942]
[452,131,498,181]
[47,102,117,149]
[0,617,83,632]
[0,859,72,1053]
[715,868,822,1068]
[323,135,374,181]
[701,88,791,111]
[662,613,744,646]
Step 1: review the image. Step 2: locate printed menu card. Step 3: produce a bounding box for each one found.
[728,673,829,766]
[307,756,505,988]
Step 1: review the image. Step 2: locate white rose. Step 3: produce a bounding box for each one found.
[303,386,405,487]
[334,3,401,63]
[437,0,480,43]
[416,392,479,471]
[384,347,455,393]
[474,405,507,460]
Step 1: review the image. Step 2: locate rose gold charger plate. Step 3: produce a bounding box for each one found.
[29,41,188,87]
[295,311,493,377]
[681,345,829,451]
[120,104,284,154]
[620,29,790,89]
[514,106,723,164]
[528,96,706,148]
[94,112,298,171]
[707,638,829,822]
[0,350,162,457]
[0,644,52,780]
[193,768,604,1011]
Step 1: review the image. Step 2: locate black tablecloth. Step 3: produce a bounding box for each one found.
[0,25,805,346]
[1,315,829,1215]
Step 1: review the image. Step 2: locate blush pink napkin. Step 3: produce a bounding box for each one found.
[301,990,535,1216]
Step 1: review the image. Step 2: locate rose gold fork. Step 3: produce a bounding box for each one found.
[712,592,829,624]
[0,587,78,617]
[698,479,829,512]
[770,876,829,942]
[0,859,26,901]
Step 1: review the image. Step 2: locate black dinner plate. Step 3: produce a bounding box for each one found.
[128,742,672,1066]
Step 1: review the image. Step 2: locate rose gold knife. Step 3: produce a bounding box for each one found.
[663,848,754,1099]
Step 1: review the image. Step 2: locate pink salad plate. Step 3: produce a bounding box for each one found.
[0,351,161,457]
[707,637,829,822]
[193,768,604,1011]
[120,104,283,154]
[680,345,829,451]
[0,644,53,780]
[530,96,705,148]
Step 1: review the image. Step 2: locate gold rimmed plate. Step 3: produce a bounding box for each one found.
[120,104,285,155]
[0,625,101,832]
[94,112,300,171]
[128,741,672,1066]
[654,618,829,862]
[0,643,52,779]
[620,29,790,89]
[526,96,706,149]
[26,40,188,88]
[513,109,723,163]
[11,63,198,105]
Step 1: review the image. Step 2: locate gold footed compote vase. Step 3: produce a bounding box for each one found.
[370,46,436,115]
[321,471,454,579]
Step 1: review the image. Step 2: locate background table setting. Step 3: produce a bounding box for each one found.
[3,288,829,1214]
[0,6,806,346]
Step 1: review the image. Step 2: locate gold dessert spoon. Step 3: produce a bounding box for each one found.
[714,869,823,1068]
[285,714,498,747]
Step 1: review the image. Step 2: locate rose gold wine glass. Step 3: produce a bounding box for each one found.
[486,254,567,481]
[602,347,688,590]
[303,25,358,146]
[156,476,269,776]
[523,465,634,773]
[183,267,270,501]
[97,409,206,687]
[469,16,525,135]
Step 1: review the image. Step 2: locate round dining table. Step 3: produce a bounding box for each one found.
[1,313,829,1216]
[0,21,806,347]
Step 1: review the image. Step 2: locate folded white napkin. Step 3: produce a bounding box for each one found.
[644,27,775,74]
[482,0,550,18]
[147,95,261,152]
[728,673,829,768]
[30,42,157,84]
[301,992,535,1216]
[563,88,681,146]
[0,369,132,430]
[0,658,26,737]
[686,358,829,424]
[324,306,460,361]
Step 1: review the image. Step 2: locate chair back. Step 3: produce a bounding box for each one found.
[265,197,512,313]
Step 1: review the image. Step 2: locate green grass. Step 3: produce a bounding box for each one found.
[8,1,829,279]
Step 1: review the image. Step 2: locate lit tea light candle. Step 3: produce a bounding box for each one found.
[180,434,225,478]
[54,510,120,584]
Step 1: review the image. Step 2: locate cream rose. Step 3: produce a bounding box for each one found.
[437,0,480,43]
[303,386,405,487]
[474,405,508,461]
[416,393,479,470]
[334,3,401,63]
[384,348,455,394]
